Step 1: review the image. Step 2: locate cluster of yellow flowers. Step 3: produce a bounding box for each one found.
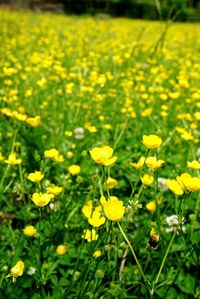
[1,107,40,127]
[1,10,200,289]
[167,173,200,195]
[44,149,64,163]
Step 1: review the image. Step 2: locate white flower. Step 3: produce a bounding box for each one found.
[166,215,186,234]
[74,127,84,139]
[27,266,36,276]
[49,203,58,211]
[166,215,179,226]
[158,178,168,191]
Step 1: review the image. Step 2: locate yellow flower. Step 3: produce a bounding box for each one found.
[141,174,154,186]
[26,116,40,127]
[182,175,200,192]
[7,260,24,282]
[129,157,145,169]
[67,151,73,158]
[187,160,200,170]
[5,152,22,166]
[82,200,93,218]
[166,179,184,195]
[141,108,152,117]
[54,154,64,163]
[23,225,37,237]
[56,245,68,256]
[146,200,156,212]
[82,229,98,242]
[146,198,162,212]
[68,164,80,175]
[180,131,193,141]
[100,195,107,205]
[90,145,117,166]
[106,177,118,189]
[145,156,165,169]
[27,171,44,183]
[93,250,101,258]
[176,173,191,191]
[142,135,162,149]
[88,210,106,227]
[47,186,63,196]
[103,196,125,221]
[64,130,73,137]
[44,148,64,163]
[31,192,54,207]
[85,123,97,133]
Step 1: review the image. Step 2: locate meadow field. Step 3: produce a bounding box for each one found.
[0,9,200,299]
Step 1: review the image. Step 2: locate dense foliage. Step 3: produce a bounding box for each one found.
[0,9,200,299]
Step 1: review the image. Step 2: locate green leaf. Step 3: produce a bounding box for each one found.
[176,271,195,294]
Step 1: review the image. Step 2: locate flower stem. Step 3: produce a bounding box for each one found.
[117,222,146,282]
[150,228,177,297]
[155,229,176,285]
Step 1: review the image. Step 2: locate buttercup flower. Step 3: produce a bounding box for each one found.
[176,173,191,191]
[176,173,200,193]
[88,210,106,227]
[23,225,37,237]
[26,115,40,127]
[93,250,101,258]
[56,245,68,256]
[5,152,22,166]
[82,229,98,242]
[146,200,156,212]
[146,198,162,212]
[27,171,44,183]
[130,157,145,169]
[166,179,184,195]
[141,174,154,186]
[31,192,54,207]
[44,148,64,163]
[182,176,200,192]
[47,186,63,196]
[90,145,117,166]
[142,135,162,149]
[102,196,125,221]
[7,260,24,282]
[44,149,58,159]
[106,177,118,189]
[68,164,80,175]
[187,160,200,170]
[82,200,93,218]
[145,156,165,169]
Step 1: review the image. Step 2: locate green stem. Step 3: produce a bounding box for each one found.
[117,222,146,282]
[113,119,128,150]
[150,228,177,298]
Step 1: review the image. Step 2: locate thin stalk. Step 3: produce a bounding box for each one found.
[155,229,176,284]
[117,222,146,282]
[150,228,177,297]
[113,119,128,150]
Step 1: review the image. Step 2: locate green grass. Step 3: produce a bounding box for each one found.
[0,9,200,299]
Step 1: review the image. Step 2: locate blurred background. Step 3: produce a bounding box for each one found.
[0,0,200,21]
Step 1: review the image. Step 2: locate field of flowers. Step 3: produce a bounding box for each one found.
[0,9,200,299]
